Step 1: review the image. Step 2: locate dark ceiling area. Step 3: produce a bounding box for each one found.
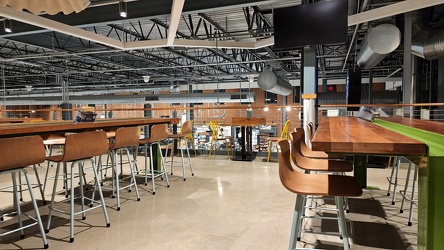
[0,0,443,104]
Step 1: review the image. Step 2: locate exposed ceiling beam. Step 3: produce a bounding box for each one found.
[348,0,444,26]
[0,6,123,48]
[167,0,185,45]
[0,0,279,37]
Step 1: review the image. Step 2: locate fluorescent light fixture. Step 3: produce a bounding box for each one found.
[119,1,127,18]
[4,19,12,33]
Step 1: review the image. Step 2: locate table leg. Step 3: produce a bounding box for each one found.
[353,155,367,188]
[231,126,255,161]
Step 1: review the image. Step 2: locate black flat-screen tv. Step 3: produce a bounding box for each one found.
[273,0,348,50]
[346,67,362,111]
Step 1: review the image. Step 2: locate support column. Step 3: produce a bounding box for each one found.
[61,103,72,121]
[189,84,195,121]
[438,58,444,120]
[322,79,328,93]
[59,74,72,121]
[368,69,373,104]
[302,46,318,147]
[282,95,287,124]
[143,103,152,138]
[403,12,415,117]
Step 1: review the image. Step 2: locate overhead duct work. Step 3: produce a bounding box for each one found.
[357,23,401,69]
[2,92,255,105]
[411,10,444,60]
[257,70,292,96]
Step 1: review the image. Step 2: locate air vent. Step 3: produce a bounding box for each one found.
[145,96,159,101]
[231,94,247,100]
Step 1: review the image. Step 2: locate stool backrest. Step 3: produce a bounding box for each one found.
[149,123,169,142]
[277,140,301,192]
[289,130,314,170]
[295,128,315,156]
[0,135,46,171]
[306,122,314,141]
[110,126,139,149]
[180,120,193,136]
[62,131,109,162]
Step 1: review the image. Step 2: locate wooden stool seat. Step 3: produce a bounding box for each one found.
[41,133,66,193]
[0,136,48,249]
[104,126,140,211]
[296,127,344,159]
[278,140,362,250]
[46,131,110,243]
[138,123,170,194]
[290,131,353,172]
[165,120,194,181]
[105,131,116,139]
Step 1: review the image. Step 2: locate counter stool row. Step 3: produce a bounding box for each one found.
[0,121,195,248]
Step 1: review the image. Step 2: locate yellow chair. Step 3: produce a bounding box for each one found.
[208,121,233,159]
[267,120,290,162]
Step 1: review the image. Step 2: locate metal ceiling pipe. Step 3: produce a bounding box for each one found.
[357,23,401,69]
[2,92,255,105]
[257,70,292,96]
[411,11,444,60]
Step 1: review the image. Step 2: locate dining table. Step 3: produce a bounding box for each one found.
[0,117,181,138]
[0,117,182,180]
[311,116,444,250]
[228,117,266,161]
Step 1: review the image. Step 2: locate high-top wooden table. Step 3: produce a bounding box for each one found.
[0,118,181,138]
[312,116,444,249]
[229,117,266,161]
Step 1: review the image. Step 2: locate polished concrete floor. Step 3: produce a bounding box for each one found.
[0,153,417,250]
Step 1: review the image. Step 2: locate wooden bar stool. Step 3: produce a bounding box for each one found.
[290,131,353,173]
[103,126,140,211]
[278,140,362,250]
[45,131,110,243]
[295,128,333,159]
[290,130,353,237]
[0,136,48,249]
[399,160,418,226]
[41,133,66,193]
[386,156,403,205]
[165,120,194,181]
[138,123,170,195]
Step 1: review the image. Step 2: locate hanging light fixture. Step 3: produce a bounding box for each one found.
[119,0,127,18]
[4,19,12,33]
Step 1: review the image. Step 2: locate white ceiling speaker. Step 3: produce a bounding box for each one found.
[142,76,150,82]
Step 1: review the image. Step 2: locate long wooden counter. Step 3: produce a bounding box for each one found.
[313,116,444,249]
[0,118,181,138]
[312,116,426,155]
[379,116,444,135]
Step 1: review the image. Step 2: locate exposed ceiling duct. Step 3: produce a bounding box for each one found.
[257,70,293,96]
[357,23,401,69]
[1,92,255,105]
[411,10,444,60]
